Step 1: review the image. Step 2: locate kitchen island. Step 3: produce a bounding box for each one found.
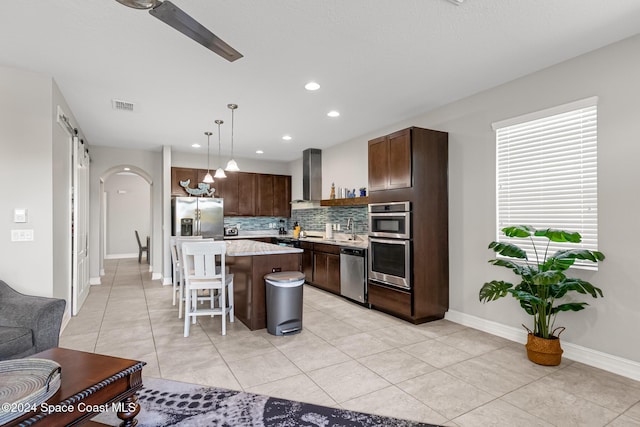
[225,239,303,330]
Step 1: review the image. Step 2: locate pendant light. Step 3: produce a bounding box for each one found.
[214,119,227,178]
[225,103,240,171]
[202,131,214,183]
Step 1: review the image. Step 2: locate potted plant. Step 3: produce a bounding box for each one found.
[479,225,605,365]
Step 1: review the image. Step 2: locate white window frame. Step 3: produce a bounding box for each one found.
[492,97,599,270]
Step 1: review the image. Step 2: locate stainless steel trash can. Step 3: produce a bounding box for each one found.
[264,271,305,336]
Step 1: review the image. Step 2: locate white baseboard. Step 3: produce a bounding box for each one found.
[152,273,162,281]
[89,277,101,285]
[162,277,173,286]
[445,310,640,381]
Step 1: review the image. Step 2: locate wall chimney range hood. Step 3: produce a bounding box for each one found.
[292,148,322,205]
[303,148,322,201]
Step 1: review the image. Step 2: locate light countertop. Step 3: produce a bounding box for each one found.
[224,232,368,249]
[297,236,368,249]
[225,239,302,256]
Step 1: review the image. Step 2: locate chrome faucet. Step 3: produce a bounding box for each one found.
[346,218,356,240]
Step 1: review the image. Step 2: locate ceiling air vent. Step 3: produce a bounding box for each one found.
[112,99,135,111]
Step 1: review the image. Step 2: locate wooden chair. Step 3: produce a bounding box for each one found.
[181,241,234,337]
[134,230,149,264]
[170,236,203,318]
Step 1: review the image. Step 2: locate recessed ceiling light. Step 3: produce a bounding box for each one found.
[256,150,264,154]
[123,167,130,171]
[305,82,320,91]
[327,110,340,118]
[192,143,201,148]
[282,135,292,141]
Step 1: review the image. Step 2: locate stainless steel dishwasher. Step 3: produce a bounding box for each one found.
[340,247,367,304]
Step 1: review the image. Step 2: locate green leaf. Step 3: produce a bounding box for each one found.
[488,259,530,276]
[549,282,571,298]
[517,298,535,315]
[488,242,528,259]
[534,228,582,243]
[551,302,589,314]
[531,270,566,286]
[479,281,513,302]
[552,249,605,263]
[501,225,535,238]
[514,281,536,294]
[541,256,575,272]
[561,278,604,298]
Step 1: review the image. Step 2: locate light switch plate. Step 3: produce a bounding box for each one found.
[14,208,27,223]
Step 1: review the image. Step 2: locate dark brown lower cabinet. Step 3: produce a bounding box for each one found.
[302,242,340,295]
[301,242,314,282]
[228,252,301,331]
[368,282,412,319]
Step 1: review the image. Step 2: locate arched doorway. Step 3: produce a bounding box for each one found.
[99,166,153,277]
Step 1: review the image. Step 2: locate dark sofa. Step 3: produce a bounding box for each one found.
[0,280,66,360]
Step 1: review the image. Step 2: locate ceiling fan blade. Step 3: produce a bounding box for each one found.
[149,1,243,62]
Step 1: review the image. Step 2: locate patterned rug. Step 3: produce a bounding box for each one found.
[94,377,440,427]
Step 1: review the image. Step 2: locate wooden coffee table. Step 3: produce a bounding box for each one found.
[3,348,145,427]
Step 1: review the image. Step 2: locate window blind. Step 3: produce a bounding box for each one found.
[494,99,598,269]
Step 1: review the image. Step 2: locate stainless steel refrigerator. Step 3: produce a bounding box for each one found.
[171,197,224,239]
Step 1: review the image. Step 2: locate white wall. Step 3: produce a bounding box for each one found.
[320,138,368,199]
[105,173,150,256]
[0,66,54,297]
[89,146,162,281]
[0,66,86,311]
[288,140,368,201]
[432,34,640,364]
[307,34,640,364]
[172,151,289,175]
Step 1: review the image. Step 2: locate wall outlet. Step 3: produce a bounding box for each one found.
[11,229,34,242]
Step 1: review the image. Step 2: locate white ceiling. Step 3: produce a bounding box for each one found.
[1,1,639,162]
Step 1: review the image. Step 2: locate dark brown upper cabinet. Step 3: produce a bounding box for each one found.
[237,172,256,216]
[273,174,292,218]
[170,168,290,217]
[170,167,199,196]
[368,128,412,192]
[255,174,275,216]
[215,171,239,215]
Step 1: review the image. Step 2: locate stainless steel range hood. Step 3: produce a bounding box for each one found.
[292,148,322,205]
[303,148,322,201]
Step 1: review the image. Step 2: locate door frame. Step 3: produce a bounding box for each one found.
[98,166,153,277]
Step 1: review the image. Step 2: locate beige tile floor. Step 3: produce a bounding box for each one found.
[60,259,640,426]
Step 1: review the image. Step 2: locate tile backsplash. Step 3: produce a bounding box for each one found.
[292,206,368,234]
[224,216,290,231]
[224,206,368,234]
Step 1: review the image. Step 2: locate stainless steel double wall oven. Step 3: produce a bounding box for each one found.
[368,201,411,290]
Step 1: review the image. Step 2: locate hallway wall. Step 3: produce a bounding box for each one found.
[105,173,151,257]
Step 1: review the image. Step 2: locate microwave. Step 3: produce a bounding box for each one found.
[368,202,411,239]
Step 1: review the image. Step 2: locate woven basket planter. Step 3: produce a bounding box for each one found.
[524,327,565,366]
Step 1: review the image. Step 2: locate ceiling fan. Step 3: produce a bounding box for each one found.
[115,0,243,62]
